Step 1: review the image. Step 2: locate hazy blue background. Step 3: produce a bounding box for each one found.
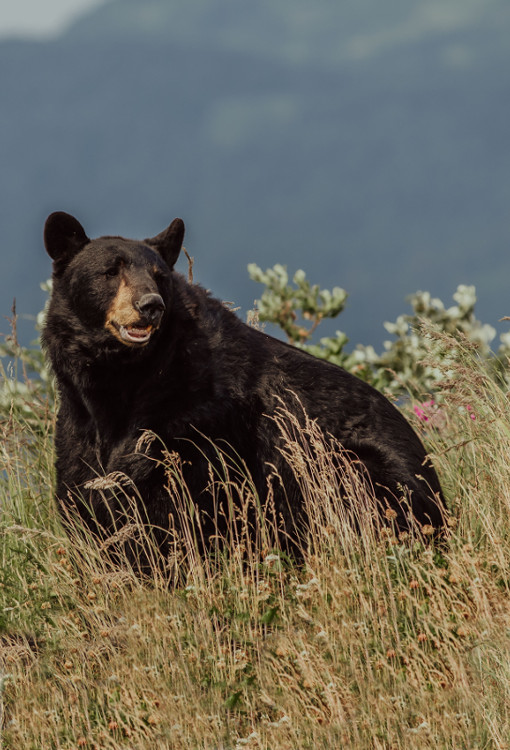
[1,0,509,348]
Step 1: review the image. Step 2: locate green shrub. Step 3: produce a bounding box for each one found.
[248,264,510,396]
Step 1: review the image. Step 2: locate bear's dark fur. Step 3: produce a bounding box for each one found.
[42,212,445,563]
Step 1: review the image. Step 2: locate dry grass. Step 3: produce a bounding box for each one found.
[2,333,510,749]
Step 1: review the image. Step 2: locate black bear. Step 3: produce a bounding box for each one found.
[42,212,445,564]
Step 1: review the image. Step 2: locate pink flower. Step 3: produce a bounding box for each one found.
[414,405,428,422]
[414,399,435,423]
[413,399,446,430]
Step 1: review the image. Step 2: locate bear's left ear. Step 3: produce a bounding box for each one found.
[146,218,185,269]
[44,212,89,265]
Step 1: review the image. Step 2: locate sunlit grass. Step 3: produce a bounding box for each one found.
[2,332,510,748]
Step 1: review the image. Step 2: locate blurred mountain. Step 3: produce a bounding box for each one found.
[1,0,510,347]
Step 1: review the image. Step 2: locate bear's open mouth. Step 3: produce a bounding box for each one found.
[117,323,153,344]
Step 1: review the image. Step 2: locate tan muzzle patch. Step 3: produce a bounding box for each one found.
[105,279,154,346]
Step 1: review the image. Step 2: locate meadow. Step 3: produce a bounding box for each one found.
[1,326,510,749]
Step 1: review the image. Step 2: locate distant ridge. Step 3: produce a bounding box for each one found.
[1,0,509,347]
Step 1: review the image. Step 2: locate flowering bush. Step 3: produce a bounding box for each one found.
[248,264,510,397]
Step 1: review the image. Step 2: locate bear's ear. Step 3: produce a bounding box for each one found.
[44,212,89,265]
[146,218,185,269]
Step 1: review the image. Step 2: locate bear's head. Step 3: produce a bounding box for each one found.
[44,212,185,348]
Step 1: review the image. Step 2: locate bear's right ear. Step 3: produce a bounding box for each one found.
[44,212,89,265]
[146,218,185,270]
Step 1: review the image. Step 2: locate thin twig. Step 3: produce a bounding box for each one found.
[183,248,194,284]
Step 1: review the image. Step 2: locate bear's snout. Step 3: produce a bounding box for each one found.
[135,293,166,324]
[105,284,166,346]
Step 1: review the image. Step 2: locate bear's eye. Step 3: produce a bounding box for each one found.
[153,262,170,280]
[104,266,118,278]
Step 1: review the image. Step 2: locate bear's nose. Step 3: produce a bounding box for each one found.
[135,293,166,321]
